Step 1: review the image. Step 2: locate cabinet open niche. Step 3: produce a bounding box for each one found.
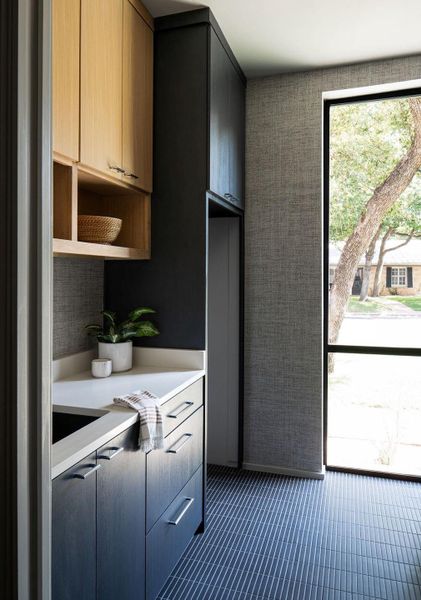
[53,160,150,260]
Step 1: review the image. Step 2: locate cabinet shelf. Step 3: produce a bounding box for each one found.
[53,238,149,260]
[53,160,151,260]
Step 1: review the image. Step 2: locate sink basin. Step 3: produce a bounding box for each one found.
[52,409,102,444]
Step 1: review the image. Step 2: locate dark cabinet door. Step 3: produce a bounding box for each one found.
[229,66,245,209]
[97,424,146,600]
[209,28,245,209]
[209,27,231,202]
[52,453,97,600]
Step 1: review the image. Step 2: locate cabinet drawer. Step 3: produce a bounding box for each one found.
[147,406,203,531]
[146,466,203,600]
[161,379,203,438]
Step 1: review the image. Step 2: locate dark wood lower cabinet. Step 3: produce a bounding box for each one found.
[52,453,97,600]
[52,380,205,600]
[52,426,145,600]
[97,425,146,600]
[147,407,203,531]
[146,467,203,600]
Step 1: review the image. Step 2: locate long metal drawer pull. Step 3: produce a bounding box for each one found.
[109,165,125,174]
[123,171,139,179]
[73,463,101,480]
[224,192,239,204]
[167,401,194,419]
[168,497,194,526]
[97,446,124,461]
[167,433,193,454]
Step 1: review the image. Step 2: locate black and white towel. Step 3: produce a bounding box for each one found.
[113,389,164,452]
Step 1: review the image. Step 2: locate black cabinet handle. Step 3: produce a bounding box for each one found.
[167,401,194,419]
[98,446,124,461]
[224,192,240,204]
[123,171,139,179]
[166,433,193,454]
[73,463,101,480]
[109,165,125,174]
[168,497,194,525]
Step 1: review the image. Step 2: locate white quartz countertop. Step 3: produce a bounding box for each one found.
[52,348,205,479]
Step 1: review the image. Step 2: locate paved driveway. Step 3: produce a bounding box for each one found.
[338,313,421,348]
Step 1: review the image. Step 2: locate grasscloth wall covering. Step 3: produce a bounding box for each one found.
[53,258,104,358]
[245,55,421,476]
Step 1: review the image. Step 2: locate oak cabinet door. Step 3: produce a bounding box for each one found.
[80,0,123,180]
[52,0,80,162]
[122,1,153,192]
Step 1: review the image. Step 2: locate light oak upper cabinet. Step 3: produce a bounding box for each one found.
[80,0,153,191]
[52,0,80,162]
[122,1,153,192]
[80,0,123,182]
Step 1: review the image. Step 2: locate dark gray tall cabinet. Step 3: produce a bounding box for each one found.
[105,8,246,350]
[104,5,245,517]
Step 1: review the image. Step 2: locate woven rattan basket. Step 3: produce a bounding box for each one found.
[78,215,122,245]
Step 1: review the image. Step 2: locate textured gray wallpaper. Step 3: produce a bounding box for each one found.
[245,56,421,475]
[53,258,104,359]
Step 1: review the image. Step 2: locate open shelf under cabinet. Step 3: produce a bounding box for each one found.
[53,160,151,260]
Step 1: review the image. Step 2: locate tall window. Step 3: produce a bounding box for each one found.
[325,89,421,478]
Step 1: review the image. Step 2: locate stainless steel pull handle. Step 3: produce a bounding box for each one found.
[98,446,124,461]
[123,171,139,179]
[168,498,194,526]
[224,192,239,204]
[167,433,193,454]
[73,463,101,479]
[109,165,125,174]
[167,401,194,419]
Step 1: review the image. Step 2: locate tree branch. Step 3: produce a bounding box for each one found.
[382,229,415,254]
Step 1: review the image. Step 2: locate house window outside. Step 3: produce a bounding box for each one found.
[329,267,336,289]
[391,267,407,287]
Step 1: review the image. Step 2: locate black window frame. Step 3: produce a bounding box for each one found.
[323,86,421,482]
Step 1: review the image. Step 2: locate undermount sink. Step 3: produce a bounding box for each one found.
[52,408,104,444]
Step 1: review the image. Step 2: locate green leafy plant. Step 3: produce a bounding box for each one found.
[85,307,159,343]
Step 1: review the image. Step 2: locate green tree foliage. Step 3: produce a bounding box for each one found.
[330,98,421,242]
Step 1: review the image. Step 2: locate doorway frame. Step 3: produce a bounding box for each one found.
[322,81,421,482]
[0,0,52,598]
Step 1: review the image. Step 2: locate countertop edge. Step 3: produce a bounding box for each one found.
[52,369,205,479]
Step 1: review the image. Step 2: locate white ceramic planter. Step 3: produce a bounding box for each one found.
[98,340,133,372]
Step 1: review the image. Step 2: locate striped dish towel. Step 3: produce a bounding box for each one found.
[113,389,164,452]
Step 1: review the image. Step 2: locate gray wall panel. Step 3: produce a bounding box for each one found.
[53,258,104,358]
[208,218,240,467]
[245,55,421,474]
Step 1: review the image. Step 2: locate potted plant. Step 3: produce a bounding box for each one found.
[85,307,159,372]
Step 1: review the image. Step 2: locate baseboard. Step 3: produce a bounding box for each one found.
[242,462,325,480]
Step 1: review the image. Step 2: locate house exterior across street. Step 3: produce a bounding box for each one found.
[330,239,421,296]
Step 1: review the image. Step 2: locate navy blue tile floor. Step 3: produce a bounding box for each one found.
[159,465,421,599]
